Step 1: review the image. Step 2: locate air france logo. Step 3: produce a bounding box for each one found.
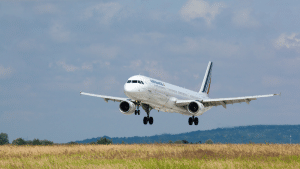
[150,80,165,86]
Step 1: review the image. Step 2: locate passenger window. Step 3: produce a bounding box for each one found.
[132,80,137,83]
[127,80,131,83]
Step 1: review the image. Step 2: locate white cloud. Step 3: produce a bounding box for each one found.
[49,23,70,42]
[274,33,300,50]
[262,75,300,87]
[18,39,45,51]
[0,66,13,78]
[83,77,95,90]
[81,63,93,70]
[167,37,240,57]
[91,60,111,69]
[56,61,79,72]
[35,3,57,14]
[180,0,225,25]
[56,61,95,72]
[123,59,175,82]
[232,9,259,28]
[125,60,142,70]
[102,76,120,90]
[82,2,121,25]
[275,57,300,74]
[121,32,165,45]
[82,44,119,58]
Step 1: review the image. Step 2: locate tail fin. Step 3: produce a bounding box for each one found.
[199,61,213,95]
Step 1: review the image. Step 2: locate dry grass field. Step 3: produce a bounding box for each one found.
[1,144,300,169]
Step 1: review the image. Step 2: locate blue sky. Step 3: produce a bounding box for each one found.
[1,0,299,143]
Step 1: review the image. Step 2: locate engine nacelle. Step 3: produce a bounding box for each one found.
[119,101,135,115]
[187,101,204,114]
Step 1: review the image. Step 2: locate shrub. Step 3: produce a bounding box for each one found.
[174,140,183,144]
[40,140,53,145]
[205,139,214,144]
[26,140,33,145]
[89,141,96,145]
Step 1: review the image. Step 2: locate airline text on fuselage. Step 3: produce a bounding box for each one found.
[150,80,165,86]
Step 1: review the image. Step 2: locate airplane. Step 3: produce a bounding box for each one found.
[80,61,280,125]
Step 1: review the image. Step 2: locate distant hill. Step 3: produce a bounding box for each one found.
[74,125,300,144]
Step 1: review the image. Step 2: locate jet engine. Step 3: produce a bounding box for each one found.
[119,101,135,115]
[187,101,204,114]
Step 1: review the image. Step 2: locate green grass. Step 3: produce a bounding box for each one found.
[1,144,300,168]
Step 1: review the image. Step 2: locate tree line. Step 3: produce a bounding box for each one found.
[0,132,214,145]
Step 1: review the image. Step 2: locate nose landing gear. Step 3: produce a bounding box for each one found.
[188,116,198,125]
[135,110,140,115]
[135,103,140,115]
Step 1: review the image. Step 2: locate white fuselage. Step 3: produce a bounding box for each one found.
[124,75,212,116]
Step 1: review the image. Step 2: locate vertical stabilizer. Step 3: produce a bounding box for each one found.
[199,61,213,95]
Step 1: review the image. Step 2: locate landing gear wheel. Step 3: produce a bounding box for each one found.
[143,117,148,125]
[135,110,137,115]
[137,110,140,115]
[194,117,199,125]
[149,117,153,125]
[188,117,193,125]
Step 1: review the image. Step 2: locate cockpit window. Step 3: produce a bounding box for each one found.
[138,80,144,84]
[128,80,144,84]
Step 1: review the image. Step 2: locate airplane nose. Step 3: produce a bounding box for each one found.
[124,84,140,94]
[124,84,130,93]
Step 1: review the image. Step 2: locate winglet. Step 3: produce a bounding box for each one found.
[274,92,281,96]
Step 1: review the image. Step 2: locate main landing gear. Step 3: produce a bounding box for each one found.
[142,104,153,125]
[188,116,198,125]
[143,116,153,125]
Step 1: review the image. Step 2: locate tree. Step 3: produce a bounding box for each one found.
[182,140,189,144]
[68,141,78,145]
[32,139,42,145]
[12,138,26,145]
[96,137,112,145]
[0,133,9,145]
[168,140,173,144]
[205,139,214,144]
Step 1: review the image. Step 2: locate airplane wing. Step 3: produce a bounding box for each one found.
[175,93,280,108]
[175,100,196,107]
[80,91,132,103]
[202,93,280,108]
